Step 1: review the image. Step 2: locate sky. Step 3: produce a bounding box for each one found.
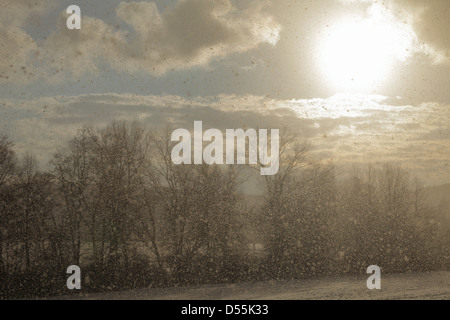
[1,0,450,186]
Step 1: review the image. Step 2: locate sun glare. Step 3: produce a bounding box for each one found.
[318,15,413,93]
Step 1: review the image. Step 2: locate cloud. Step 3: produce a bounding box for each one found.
[0,0,281,82]
[341,0,450,64]
[0,0,57,82]
[0,25,38,82]
[1,93,449,185]
[110,0,281,74]
[395,1,450,57]
[41,14,127,78]
[0,0,55,26]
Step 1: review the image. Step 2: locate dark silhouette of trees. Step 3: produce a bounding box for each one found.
[335,164,446,274]
[0,123,448,298]
[147,128,246,285]
[0,135,16,276]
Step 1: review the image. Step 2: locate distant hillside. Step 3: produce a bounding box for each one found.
[243,184,450,209]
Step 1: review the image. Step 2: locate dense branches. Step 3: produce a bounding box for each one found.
[0,123,448,298]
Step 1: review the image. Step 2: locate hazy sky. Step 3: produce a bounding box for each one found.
[1,0,449,185]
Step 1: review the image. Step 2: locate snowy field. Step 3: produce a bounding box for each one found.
[58,271,449,300]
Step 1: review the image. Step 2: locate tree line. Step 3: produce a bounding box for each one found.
[0,122,448,298]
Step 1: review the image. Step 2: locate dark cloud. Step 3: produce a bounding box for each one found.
[400,0,450,57]
[0,0,280,82]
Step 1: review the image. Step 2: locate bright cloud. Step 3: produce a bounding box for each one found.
[1,93,449,184]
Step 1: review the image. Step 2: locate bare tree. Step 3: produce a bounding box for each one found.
[9,153,54,271]
[255,131,315,277]
[336,163,441,273]
[52,122,155,284]
[0,135,16,274]
[148,127,246,283]
[52,130,92,266]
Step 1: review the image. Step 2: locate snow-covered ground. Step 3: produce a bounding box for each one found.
[60,271,449,300]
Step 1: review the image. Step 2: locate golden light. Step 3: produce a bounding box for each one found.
[318,14,414,93]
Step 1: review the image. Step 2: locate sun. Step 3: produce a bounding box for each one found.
[318,16,412,93]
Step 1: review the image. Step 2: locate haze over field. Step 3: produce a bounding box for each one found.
[57,271,450,300]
